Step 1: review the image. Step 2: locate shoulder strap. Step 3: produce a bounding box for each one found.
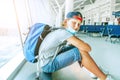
[51,41,67,62]
[34,25,51,56]
[51,46,62,62]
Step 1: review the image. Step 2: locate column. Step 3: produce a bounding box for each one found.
[110,0,115,22]
[65,0,74,19]
[58,8,63,27]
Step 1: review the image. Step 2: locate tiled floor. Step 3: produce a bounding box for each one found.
[14,62,94,80]
[14,32,120,80]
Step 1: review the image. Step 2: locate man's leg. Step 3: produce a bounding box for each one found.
[40,47,80,80]
[79,50,107,80]
[40,46,79,80]
[42,47,81,72]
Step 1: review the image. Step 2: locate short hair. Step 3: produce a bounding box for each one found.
[75,11,83,18]
[66,11,83,18]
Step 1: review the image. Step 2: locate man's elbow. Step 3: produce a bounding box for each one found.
[79,45,91,52]
[85,43,91,52]
[78,47,91,53]
[87,47,91,52]
[83,47,91,52]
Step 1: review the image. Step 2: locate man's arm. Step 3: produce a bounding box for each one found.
[66,36,91,52]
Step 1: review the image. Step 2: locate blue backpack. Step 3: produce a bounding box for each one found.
[23,23,52,63]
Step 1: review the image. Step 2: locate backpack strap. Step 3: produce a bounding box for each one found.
[51,41,67,62]
[34,27,64,56]
[34,25,51,56]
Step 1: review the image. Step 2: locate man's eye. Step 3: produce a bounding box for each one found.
[78,23,80,26]
[73,22,76,24]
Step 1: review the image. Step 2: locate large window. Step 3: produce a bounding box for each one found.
[0,0,28,68]
[0,0,54,69]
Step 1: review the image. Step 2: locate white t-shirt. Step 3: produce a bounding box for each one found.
[39,29,73,67]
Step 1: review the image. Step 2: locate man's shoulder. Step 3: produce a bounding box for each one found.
[46,28,73,40]
[54,28,69,34]
[55,28,73,38]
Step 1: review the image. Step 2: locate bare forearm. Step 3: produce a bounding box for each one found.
[77,42,91,52]
[67,36,91,52]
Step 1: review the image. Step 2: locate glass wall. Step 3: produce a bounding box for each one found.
[0,0,55,69]
[0,0,32,68]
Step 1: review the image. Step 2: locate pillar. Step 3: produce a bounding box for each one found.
[65,0,74,19]
[110,0,115,22]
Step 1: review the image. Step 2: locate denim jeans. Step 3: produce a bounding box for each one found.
[42,46,81,73]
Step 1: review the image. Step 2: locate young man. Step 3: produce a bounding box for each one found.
[38,11,112,80]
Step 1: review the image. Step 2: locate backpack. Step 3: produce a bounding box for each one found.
[23,23,53,63]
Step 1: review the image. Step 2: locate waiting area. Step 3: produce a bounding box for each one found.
[14,32,120,80]
[80,25,120,43]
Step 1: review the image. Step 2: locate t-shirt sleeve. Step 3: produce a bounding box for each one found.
[59,29,73,42]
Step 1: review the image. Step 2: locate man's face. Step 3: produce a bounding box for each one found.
[67,18,82,31]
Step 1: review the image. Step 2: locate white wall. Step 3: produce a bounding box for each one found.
[82,0,116,25]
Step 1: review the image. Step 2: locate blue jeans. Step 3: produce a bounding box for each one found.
[42,46,81,73]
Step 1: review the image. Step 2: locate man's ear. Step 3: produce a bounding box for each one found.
[62,19,69,28]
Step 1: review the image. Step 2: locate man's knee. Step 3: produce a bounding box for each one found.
[80,50,90,58]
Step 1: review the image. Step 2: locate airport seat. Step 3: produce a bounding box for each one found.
[99,26,108,36]
[105,25,120,43]
[85,25,105,36]
[86,25,95,33]
[79,25,86,32]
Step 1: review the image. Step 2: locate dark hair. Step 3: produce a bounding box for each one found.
[75,11,83,18]
[66,11,83,18]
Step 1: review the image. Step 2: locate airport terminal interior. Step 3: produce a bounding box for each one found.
[0,0,120,80]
